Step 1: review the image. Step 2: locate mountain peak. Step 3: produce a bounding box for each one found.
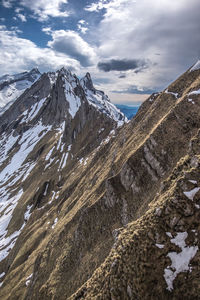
[0,68,41,115]
[80,72,127,126]
[29,67,41,75]
[80,72,94,91]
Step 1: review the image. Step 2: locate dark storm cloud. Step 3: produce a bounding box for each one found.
[97,59,148,72]
[48,30,96,67]
[50,39,90,66]
[119,74,126,78]
[93,77,112,85]
[112,86,156,95]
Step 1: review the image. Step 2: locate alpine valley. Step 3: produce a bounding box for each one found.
[0,61,199,300]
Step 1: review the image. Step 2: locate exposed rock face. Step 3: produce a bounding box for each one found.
[0,62,199,300]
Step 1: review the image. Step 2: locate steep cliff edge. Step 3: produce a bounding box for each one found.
[70,63,200,299]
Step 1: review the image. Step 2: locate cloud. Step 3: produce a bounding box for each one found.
[85,0,127,13]
[112,86,156,94]
[78,26,88,34]
[91,0,200,91]
[118,74,126,78]
[0,27,80,75]
[42,27,52,35]
[15,7,23,13]
[2,0,14,8]
[78,19,86,25]
[77,20,88,35]
[16,13,27,22]
[98,58,148,72]
[48,30,96,67]
[19,0,69,21]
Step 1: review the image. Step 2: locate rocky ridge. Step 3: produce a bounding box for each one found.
[0,62,199,299]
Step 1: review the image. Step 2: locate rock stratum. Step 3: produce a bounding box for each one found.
[0,62,199,300]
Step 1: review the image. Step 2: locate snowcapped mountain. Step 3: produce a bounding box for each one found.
[80,72,127,126]
[0,67,127,282]
[0,62,199,300]
[0,68,41,115]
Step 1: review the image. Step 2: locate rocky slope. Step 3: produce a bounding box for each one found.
[0,68,41,115]
[0,62,199,299]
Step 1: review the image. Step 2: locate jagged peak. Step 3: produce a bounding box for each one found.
[80,72,127,126]
[0,68,41,85]
[29,67,41,75]
[80,72,95,91]
[59,67,73,76]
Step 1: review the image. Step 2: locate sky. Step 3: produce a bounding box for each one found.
[0,0,200,105]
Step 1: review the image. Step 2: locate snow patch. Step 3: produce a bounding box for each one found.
[44,183,49,196]
[61,153,68,169]
[24,204,33,221]
[52,218,58,229]
[164,232,198,291]
[165,89,178,98]
[63,78,81,118]
[49,191,56,204]
[190,60,200,72]
[183,187,200,201]
[21,98,46,123]
[188,98,195,104]
[45,146,55,161]
[155,243,164,249]
[0,271,5,287]
[25,273,33,286]
[189,180,197,184]
[56,121,65,150]
[188,89,200,95]
[0,122,51,184]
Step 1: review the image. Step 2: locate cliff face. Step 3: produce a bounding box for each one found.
[0,63,199,300]
[70,63,200,299]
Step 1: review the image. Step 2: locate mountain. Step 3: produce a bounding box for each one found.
[0,61,199,300]
[116,104,139,119]
[0,67,127,298]
[0,68,41,116]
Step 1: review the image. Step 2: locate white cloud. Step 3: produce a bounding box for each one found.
[77,25,88,34]
[0,27,80,75]
[77,19,88,34]
[10,26,23,33]
[78,19,86,25]
[16,13,27,22]
[85,0,129,13]
[48,30,96,66]
[42,27,52,35]
[20,0,69,21]
[0,25,6,30]
[15,7,24,13]
[2,0,13,8]
[88,0,200,92]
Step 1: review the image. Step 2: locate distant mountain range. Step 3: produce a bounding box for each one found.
[116,104,139,119]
